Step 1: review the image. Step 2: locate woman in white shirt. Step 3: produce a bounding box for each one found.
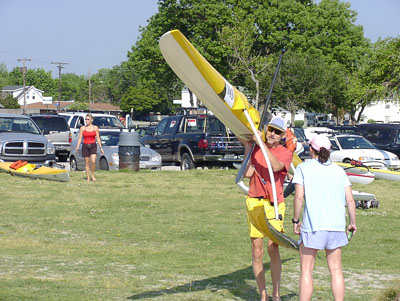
[292,135,357,300]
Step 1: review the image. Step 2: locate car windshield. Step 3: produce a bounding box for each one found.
[31,116,69,131]
[364,129,393,143]
[0,117,41,134]
[337,136,376,150]
[59,115,70,123]
[93,116,125,129]
[100,132,120,146]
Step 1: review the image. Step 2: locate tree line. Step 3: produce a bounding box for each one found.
[1,0,399,124]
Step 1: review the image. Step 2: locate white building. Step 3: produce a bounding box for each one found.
[1,85,46,106]
[358,100,400,123]
[173,86,199,108]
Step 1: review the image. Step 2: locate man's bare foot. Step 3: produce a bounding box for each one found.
[87,178,91,181]
[91,177,96,181]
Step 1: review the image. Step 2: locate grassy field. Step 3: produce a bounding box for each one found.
[0,168,399,300]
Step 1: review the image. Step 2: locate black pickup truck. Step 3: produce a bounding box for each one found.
[140,114,244,169]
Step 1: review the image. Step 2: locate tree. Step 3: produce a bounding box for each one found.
[220,16,274,110]
[0,63,9,88]
[120,86,164,116]
[60,73,87,102]
[364,37,400,98]
[25,68,57,96]
[7,67,57,96]
[67,102,89,111]
[272,50,329,125]
[347,37,400,122]
[125,0,369,117]
[7,67,23,85]
[0,95,19,109]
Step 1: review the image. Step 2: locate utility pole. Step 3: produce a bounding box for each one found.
[17,58,31,115]
[88,68,91,108]
[51,61,68,112]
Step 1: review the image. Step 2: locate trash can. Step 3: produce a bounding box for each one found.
[118,131,141,171]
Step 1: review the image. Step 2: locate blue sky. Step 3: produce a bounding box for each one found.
[0,0,399,77]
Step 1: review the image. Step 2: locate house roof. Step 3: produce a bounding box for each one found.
[23,101,121,112]
[2,86,45,101]
[89,102,121,111]
[24,101,74,110]
[2,86,24,91]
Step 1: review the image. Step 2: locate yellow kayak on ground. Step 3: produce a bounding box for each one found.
[0,162,69,182]
[335,162,400,182]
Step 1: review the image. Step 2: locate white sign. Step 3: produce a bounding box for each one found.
[187,119,197,127]
[43,96,53,105]
[223,80,235,108]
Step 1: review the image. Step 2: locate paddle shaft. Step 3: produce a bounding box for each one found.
[235,48,286,184]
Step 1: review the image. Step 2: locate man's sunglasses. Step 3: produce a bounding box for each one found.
[267,126,283,135]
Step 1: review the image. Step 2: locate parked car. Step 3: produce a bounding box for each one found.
[329,134,400,169]
[69,131,162,171]
[140,114,244,169]
[327,125,360,135]
[30,115,71,162]
[59,112,126,138]
[136,125,156,137]
[357,123,400,158]
[292,127,309,159]
[0,113,56,164]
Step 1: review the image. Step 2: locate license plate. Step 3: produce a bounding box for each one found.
[140,163,145,168]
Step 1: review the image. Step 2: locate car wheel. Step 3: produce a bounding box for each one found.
[343,158,352,164]
[100,157,109,171]
[70,156,78,171]
[180,153,196,170]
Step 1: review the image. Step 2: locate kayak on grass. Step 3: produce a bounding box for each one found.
[0,161,69,182]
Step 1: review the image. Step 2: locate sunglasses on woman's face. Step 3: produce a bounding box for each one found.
[267,126,283,135]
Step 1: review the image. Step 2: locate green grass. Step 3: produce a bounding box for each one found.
[0,168,399,300]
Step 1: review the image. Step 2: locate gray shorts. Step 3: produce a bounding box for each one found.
[299,231,348,250]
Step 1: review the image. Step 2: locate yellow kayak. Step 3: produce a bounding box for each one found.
[335,162,400,182]
[0,162,69,182]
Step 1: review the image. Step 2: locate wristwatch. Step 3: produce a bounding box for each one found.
[292,218,300,224]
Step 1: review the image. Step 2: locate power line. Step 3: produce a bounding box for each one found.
[51,61,69,112]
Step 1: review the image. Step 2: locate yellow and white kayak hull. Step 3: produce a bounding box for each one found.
[0,162,69,182]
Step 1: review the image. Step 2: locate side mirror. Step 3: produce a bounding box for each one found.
[42,128,50,135]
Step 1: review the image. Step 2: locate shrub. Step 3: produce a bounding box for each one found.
[294,120,304,127]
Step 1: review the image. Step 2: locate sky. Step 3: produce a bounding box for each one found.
[1,0,399,77]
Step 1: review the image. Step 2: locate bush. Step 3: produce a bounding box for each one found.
[294,120,304,127]
[368,119,376,124]
[0,95,19,109]
[68,102,89,111]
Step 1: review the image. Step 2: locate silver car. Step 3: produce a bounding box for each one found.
[0,113,56,164]
[69,131,162,171]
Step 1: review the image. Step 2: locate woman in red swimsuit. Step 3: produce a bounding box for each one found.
[75,114,104,181]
